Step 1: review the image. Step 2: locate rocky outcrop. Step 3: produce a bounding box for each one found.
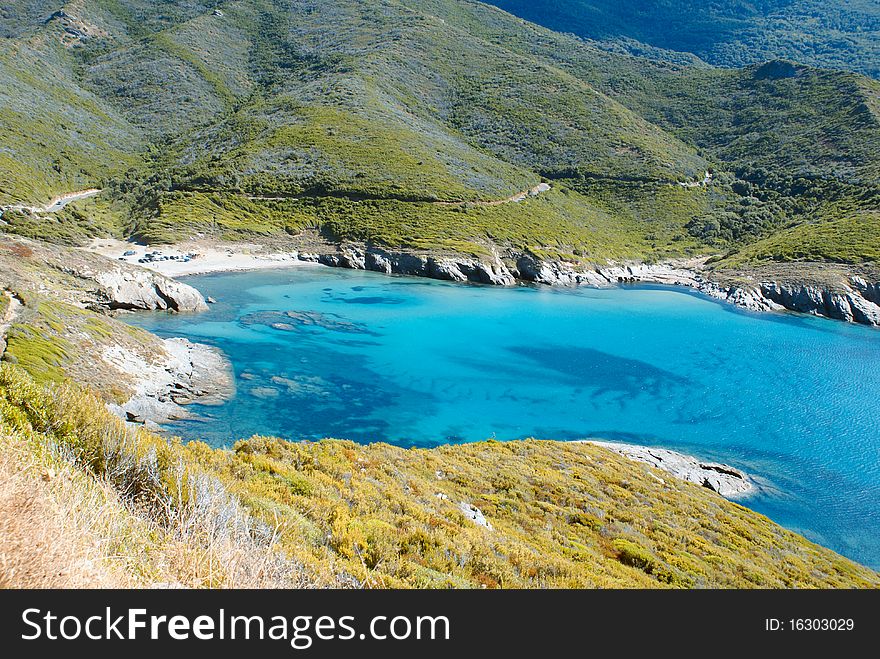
[515,256,699,289]
[0,236,205,313]
[458,502,493,530]
[429,259,469,282]
[514,254,584,286]
[312,246,515,285]
[851,277,880,306]
[104,338,234,424]
[758,281,880,325]
[586,441,754,498]
[0,290,23,357]
[364,251,392,274]
[92,267,207,312]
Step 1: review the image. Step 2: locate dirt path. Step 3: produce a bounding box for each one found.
[42,188,102,211]
[1,188,101,215]
[246,183,552,207]
[434,182,551,207]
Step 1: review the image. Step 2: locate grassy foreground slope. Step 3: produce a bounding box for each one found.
[1,363,877,589]
[0,364,311,588]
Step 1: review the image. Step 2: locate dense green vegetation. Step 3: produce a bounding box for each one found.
[486,1,880,79]
[0,0,877,269]
[2,363,877,588]
[1,196,130,244]
[0,38,141,204]
[133,187,694,260]
[715,210,880,267]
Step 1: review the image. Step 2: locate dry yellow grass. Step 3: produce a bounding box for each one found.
[0,367,316,588]
[0,434,131,588]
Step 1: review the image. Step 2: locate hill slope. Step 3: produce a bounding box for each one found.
[0,0,877,274]
[1,363,877,588]
[485,0,880,79]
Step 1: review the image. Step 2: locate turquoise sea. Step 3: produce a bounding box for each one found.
[127,266,880,569]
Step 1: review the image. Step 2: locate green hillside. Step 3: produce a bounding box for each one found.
[407,0,880,251]
[2,2,880,589]
[0,0,878,266]
[0,35,141,203]
[485,1,880,79]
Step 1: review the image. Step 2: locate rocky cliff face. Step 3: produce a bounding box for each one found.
[759,281,880,325]
[304,246,516,286]
[300,244,880,327]
[852,277,880,306]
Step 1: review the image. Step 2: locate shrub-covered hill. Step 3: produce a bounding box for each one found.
[1,0,878,268]
[485,1,880,79]
[1,363,877,589]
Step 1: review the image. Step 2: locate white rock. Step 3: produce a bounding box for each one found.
[93,267,207,312]
[103,338,234,424]
[584,441,754,498]
[458,502,492,530]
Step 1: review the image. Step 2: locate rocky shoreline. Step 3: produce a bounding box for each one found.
[584,441,754,498]
[294,244,880,327]
[104,337,235,426]
[62,236,878,429]
[87,235,880,327]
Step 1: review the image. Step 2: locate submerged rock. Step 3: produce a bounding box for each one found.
[251,386,280,399]
[240,309,376,334]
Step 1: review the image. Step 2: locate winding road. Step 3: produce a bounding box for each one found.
[433,182,551,207]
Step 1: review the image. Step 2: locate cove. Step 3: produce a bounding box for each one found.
[126,266,880,569]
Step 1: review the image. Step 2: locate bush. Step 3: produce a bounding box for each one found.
[612,538,656,573]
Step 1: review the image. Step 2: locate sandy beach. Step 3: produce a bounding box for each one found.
[85,238,321,277]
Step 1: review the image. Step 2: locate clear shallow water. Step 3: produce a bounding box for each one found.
[127,267,880,569]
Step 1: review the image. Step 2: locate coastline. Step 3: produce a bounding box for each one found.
[86,238,322,277]
[580,441,754,499]
[85,237,880,327]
